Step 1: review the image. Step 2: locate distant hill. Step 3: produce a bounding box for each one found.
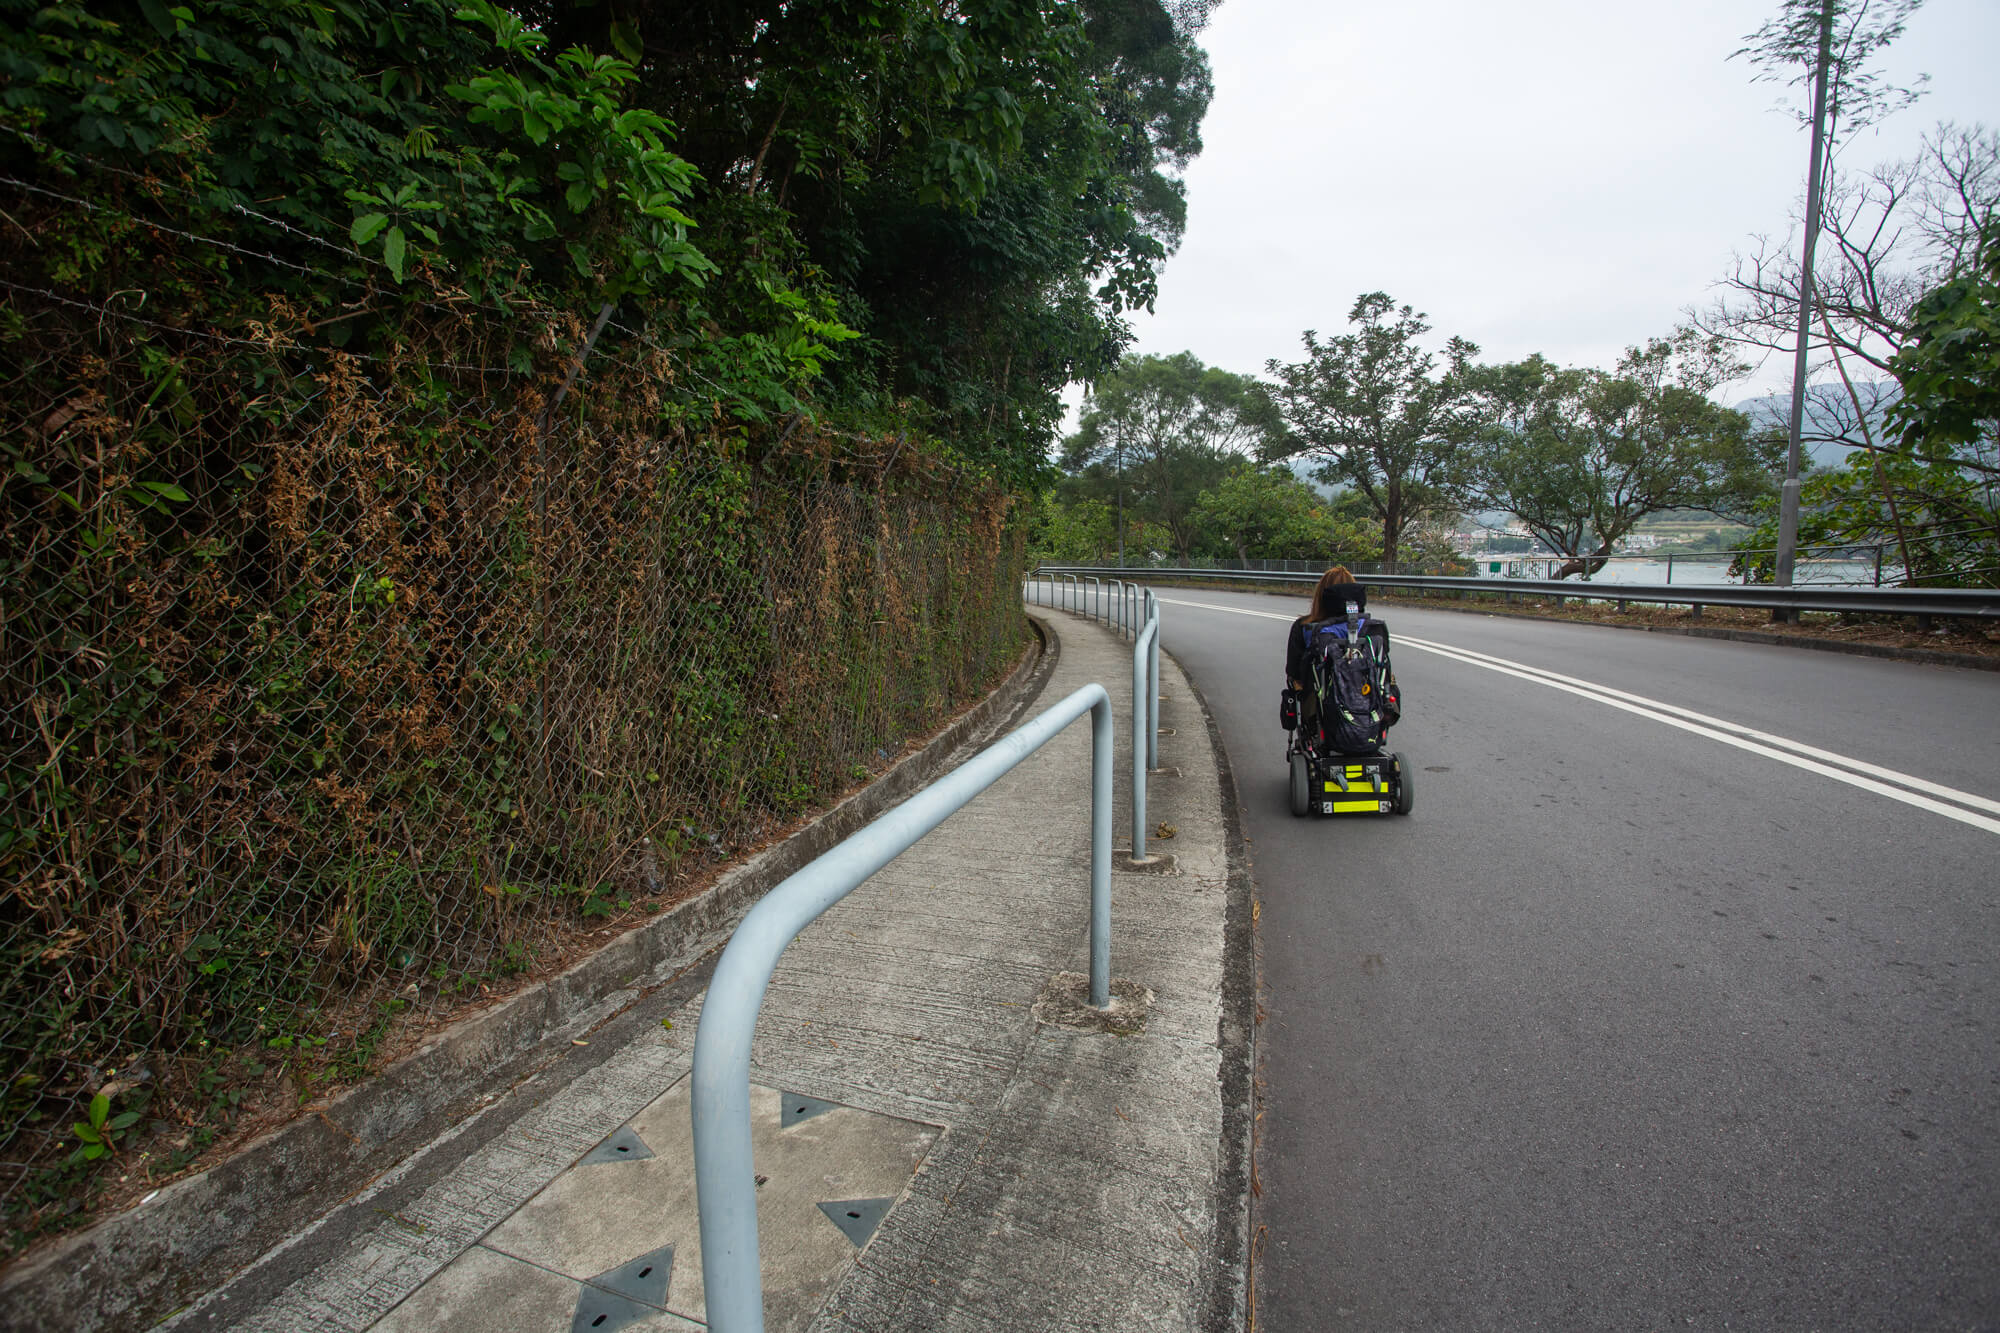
[1729,381,1898,471]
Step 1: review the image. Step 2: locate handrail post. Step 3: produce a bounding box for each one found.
[1090,690,1112,1008]
[1146,593,1160,771]
[1131,611,1158,862]
[691,685,1115,1331]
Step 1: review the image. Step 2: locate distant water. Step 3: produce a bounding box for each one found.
[1466,557,1887,588]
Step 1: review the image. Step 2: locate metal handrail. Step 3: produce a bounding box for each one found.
[1131,602,1160,862]
[690,684,1116,1332]
[1034,565,2000,620]
[1145,590,1160,771]
[1021,575,1165,850]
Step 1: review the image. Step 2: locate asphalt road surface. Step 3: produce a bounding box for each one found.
[1154,587,1999,1331]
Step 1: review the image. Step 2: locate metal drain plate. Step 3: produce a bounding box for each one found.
[579,1125,654,1166]
[588,1243,673,1305]
[816,1197,894,1247]
[779,1092,841,1127]
[569,1284,655,1333]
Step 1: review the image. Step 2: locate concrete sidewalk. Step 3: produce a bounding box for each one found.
[152,608,1252,1332]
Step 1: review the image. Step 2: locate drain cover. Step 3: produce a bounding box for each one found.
[588,1244,674,1306]
[569,1285,654,1333]
[816,1196,894,1247]
[579,1126,654,1166]
[779,1092,841,1128]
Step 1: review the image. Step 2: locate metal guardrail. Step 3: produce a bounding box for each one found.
[1034,566,2000,621]
[1024,577,1161,823]
[689,683,1116,1332]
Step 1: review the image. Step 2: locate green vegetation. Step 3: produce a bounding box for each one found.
[1034,317,1776,578]
[1055,351,1283,560]
[1464,332,1781,576]
[0,0,1220,1250]
[1263,294,1479,571]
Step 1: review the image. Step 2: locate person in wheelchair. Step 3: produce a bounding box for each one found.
[1284,565,1372,746]
[1283,565,1412,815]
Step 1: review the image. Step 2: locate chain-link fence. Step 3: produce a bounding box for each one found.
[0,150,1025,1253]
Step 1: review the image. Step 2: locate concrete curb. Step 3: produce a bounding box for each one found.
[1368,593,2000,672]
[0,622,1056,1333]
[1176,664,1259,1333]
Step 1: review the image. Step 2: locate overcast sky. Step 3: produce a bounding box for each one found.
[1120,0,2000,408]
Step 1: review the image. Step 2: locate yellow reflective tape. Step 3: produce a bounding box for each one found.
[1332,800,1385,813]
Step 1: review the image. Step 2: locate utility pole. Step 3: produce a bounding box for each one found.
[1773,0,1835,614]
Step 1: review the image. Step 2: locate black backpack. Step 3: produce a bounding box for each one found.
[1300,606,1400,754]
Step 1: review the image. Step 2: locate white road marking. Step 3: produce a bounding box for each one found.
[1156,594,2000,838]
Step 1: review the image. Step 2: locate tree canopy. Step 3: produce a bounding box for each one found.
[0,0,1219,480]
[1463,333,1777,577]
[1186,464,1381,564]
[1888,217,2000,450]
[1060,351,1282,559]
[1262,294,1479,570]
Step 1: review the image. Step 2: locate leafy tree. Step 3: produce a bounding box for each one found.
[1735,0,1928,137]
[1464,333,1777,578]
[1717,172,1998,586]
[1700,124,1995,393]
[563,0,1219,477]
[6,0,1219,470]
[1060,351,1282,559]
[1024,491,1116,563]
[1187,464,1372,562]
[1733,446,1999,584]
[1888,217,2000,449]
[1263,294,1479,570]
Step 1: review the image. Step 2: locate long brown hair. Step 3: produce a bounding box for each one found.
[1308,565,1361,623]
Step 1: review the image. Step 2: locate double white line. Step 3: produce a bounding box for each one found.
[1160,595,2000,838]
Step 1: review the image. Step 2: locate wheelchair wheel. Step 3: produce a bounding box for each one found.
[1288,751,1310,817]
[1392,752,1414,816]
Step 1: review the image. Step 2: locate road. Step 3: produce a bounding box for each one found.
[1153,588,2000,1330]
